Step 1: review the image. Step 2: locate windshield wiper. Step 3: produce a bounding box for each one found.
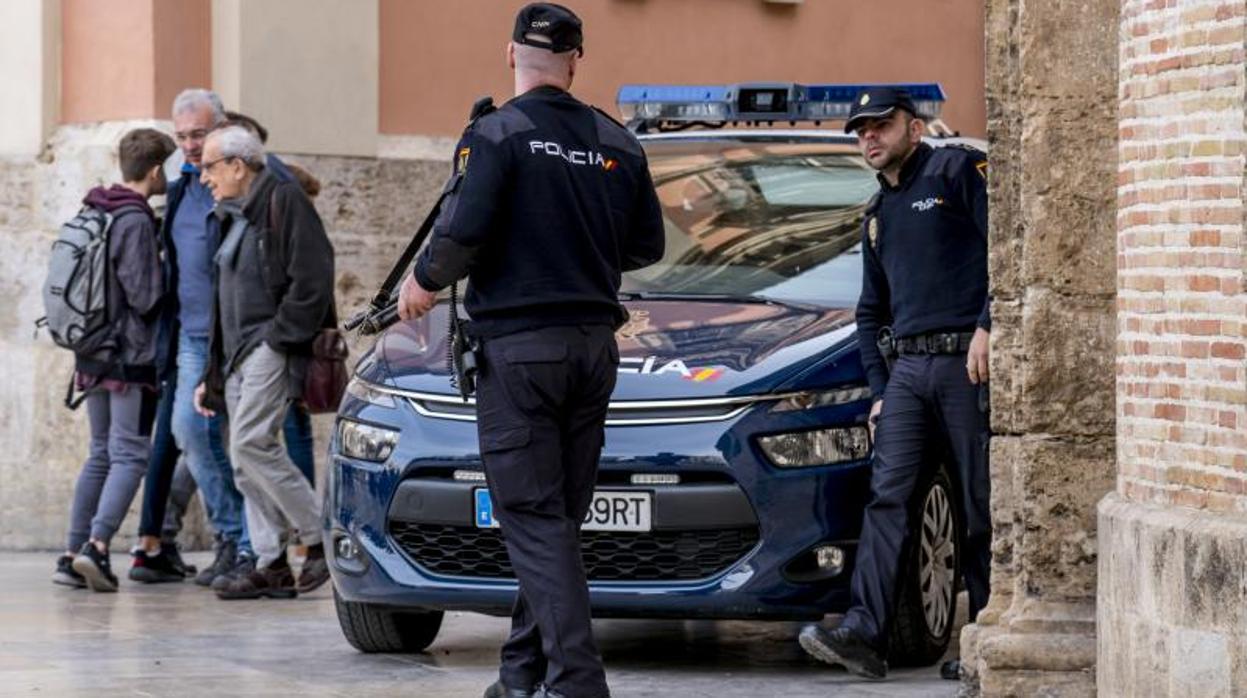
[617,291,821,311]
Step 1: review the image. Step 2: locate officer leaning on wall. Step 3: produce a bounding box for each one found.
[798,86,993,682]
[396,4,665,697]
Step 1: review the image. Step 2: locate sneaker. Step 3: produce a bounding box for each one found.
[211,550,257,592]
[161,541,197,576]
[52,554,86,589]
[128,548,186,584]
[296,544,330,594]
[72,542,119,593]
[194,535,237,587]
[215,562,298,600]
[798,624,888,679]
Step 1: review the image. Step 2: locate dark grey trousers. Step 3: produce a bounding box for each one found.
[477,325,618,698]
[67,387,157,550]
[841,353,992,652]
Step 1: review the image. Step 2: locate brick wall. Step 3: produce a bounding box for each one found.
[1117,0,1247,512]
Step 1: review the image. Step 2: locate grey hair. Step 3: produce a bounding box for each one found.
[206,125,265,169]
[172,88,225,124]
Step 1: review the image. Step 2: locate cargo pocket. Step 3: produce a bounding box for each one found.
[478,423,537,511]
[479,424,530,454]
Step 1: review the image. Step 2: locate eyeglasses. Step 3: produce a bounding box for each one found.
[201,155,237,171]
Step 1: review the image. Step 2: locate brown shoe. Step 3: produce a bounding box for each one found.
[215,563,298,600]
[297,555,330,594]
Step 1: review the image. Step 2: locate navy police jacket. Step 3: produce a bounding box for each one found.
[413,85,666,338]
[856,142,990,399]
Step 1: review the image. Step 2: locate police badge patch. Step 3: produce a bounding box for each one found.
[457,147,471,174]
[868,216,879,250]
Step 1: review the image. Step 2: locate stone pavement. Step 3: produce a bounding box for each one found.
[0,552,959,697]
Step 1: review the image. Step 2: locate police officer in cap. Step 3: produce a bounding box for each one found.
[797,87,991,681]
[398,4,665,697]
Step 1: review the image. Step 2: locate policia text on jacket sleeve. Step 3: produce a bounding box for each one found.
[396,5,665,698]
[797,87,992,682]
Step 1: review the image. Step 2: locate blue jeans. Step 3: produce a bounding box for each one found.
[284,401,315,484]
[170,331,250,553]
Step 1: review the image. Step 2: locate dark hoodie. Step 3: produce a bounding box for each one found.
[75,185,165,385]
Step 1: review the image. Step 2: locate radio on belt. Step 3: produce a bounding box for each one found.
[615,81,948,134]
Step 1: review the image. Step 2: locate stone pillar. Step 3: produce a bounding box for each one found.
[1099,0,1247,694]
[962,0,1120,694]
[0,0,58,157]
[212,0,378,156]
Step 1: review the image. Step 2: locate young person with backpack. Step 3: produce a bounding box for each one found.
[48,128,177,592]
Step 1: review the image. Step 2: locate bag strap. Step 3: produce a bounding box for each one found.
[64,373,87,410]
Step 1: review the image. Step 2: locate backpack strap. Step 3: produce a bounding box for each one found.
[64,373,87,410]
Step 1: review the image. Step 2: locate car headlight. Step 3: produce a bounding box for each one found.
[338,419,399,463]
[757,427,870,468]
[344,376,396,408]
[771,386,872,412]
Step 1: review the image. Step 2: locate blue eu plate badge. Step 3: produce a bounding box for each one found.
[475,489,498,528]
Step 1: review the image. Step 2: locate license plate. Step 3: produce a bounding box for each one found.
[474,489,653,532]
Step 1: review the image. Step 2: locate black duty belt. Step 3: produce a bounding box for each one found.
[895,332,975,355]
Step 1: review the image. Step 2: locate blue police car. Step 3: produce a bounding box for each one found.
[327,83,976,666]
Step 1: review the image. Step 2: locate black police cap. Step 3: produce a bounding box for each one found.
[844,86,920,133]
[513,3,584,55]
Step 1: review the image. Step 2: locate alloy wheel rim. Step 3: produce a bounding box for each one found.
[919,482,956,638]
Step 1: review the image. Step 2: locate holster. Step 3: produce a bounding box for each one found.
[876,325,898,375]
[450,323,481,400]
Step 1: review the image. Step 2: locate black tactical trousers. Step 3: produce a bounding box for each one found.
[841,352,992,653]
[476,324,618,698]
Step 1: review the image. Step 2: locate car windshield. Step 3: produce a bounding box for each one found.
[623,137,877,309]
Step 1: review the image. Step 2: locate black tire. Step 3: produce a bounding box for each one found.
[888,465,961,667]
[334,588,444,653]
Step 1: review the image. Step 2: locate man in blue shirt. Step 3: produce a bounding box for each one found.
[799,87,992,681]
[159,89,253,586]
[132,94,321,588]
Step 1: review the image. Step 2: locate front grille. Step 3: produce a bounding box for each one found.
[389,522,759,582]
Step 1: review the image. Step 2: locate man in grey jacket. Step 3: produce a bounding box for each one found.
[192,125,336,599]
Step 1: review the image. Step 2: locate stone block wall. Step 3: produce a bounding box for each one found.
[1099,0,1247,695]
[0,121,448,551]
[961,0,1120,694]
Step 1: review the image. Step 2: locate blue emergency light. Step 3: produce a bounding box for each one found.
[616,82,947,132]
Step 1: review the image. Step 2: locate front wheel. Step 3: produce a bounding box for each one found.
[334,588,444,653]
[888,465,960,666]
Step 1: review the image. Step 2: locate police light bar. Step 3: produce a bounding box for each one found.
[616,82,947,132]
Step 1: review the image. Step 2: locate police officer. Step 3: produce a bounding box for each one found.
[397,5,665,697]
[797,87,991,681]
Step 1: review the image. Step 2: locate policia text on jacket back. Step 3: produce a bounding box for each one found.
[797,87,993,682]
[397,5,665,698]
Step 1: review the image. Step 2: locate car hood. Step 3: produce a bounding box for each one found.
[358,300,858,399]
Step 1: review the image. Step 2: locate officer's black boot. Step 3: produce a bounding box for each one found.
[798,624,888,679]
[940,659,962,680]
[484,680,537,698]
